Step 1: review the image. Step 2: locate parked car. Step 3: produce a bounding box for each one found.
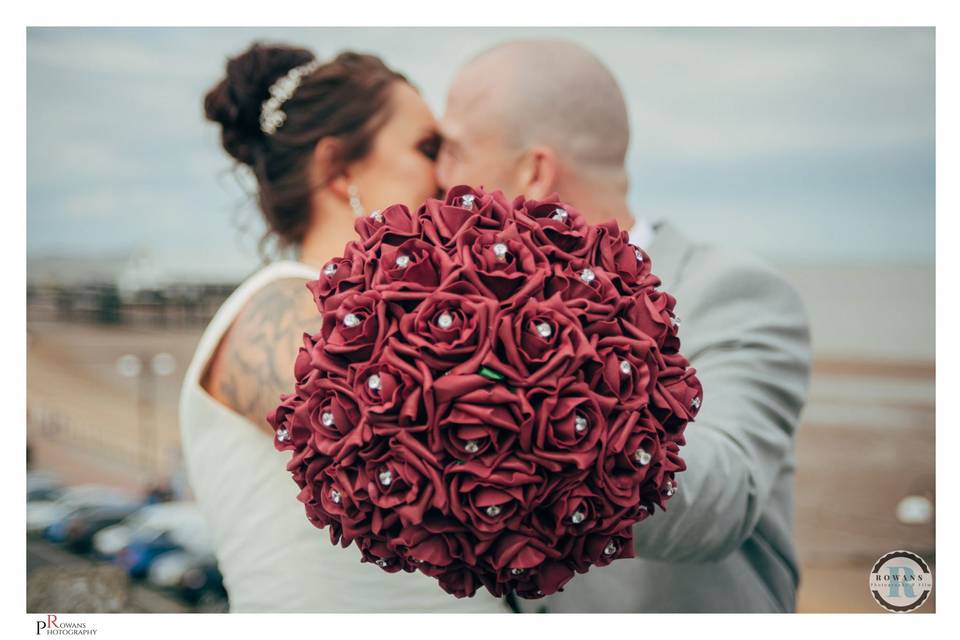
[45,502,142,552]
[27,484,138,535]
[114,529,181,579]
[147,550,226,607]
[114,505,210,579]
[93,502,201,559]
[143,505,222,606]
[27,471,62,503]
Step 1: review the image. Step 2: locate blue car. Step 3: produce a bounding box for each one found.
[114,530,180,579]
[44,503,141,551]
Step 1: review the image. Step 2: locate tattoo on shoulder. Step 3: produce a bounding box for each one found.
[216,278,321,430]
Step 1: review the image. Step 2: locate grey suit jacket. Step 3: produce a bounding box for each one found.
[519,221,812,613]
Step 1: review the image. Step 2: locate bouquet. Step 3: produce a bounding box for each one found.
[268,185,702,599]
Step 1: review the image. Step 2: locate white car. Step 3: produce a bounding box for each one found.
[148,549,215,588]
[146,513,221,605]
[93,501,205,558]
[165,507,214,556]
[27,484,138,534]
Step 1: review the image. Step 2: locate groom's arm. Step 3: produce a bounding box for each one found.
[632,250,811,562]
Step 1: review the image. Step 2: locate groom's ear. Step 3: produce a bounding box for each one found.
[515,145,561,201]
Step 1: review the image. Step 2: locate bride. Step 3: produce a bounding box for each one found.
[180,42,510,613]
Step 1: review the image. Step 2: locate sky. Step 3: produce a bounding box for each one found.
[26,27,935,282]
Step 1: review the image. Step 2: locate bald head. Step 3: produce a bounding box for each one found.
[439,40,630,202]
[458,40,629,168]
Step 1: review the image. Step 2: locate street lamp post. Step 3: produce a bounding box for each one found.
[115,352,176,481]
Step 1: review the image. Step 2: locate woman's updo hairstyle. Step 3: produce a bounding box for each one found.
[204,42,408,249]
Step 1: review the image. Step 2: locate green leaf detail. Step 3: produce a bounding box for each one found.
[478,366,505,381]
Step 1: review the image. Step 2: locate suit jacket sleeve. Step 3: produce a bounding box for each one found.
[631,249,812,562]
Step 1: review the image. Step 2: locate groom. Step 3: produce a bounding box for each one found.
[437,40,812,613]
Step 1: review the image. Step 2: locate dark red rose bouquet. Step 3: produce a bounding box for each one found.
[268,185,702,599]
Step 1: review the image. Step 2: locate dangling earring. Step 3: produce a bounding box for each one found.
[348,184,365,218]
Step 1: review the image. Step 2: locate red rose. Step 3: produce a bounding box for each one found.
[291,453,341,534]
[292,375,367,459]
[419,185,514,249]
[651,351,703,437]
[519,379,616,472]
[596,409,669,508]
[292,334,320,385]
[513,560,576,599]
[348,349,433,427]
[286,452,366,545]
[545,257,621,307]
[447,456,543,535]
[306,240,370,310]
[395,512,480,570]
[357,536,408,573]
[538,482,635,540]
[484,294,598,387]
[564,530,635,574]
[430,373,529,463]
[514,196,595,261]
[585,333,660,410]
[360,430,448,527]
[488,532,558,571]
[619,288,681,352]
[354,203,421,250]
[392,280,498,374]
[372,237,454,295]
[455,223,549,305]
[267,390,303,452]
[311,289,395,378]
[482,533,571,598]
[436,564,486,599]
[590,220,658,295]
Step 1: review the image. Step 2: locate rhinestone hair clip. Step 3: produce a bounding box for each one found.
[259,59,322,136]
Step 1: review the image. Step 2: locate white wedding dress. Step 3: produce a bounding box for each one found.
[179,260,510,613]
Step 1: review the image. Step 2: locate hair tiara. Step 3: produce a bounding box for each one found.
[259,59,323,136]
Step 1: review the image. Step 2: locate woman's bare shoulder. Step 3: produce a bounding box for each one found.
[202,277,321,432]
